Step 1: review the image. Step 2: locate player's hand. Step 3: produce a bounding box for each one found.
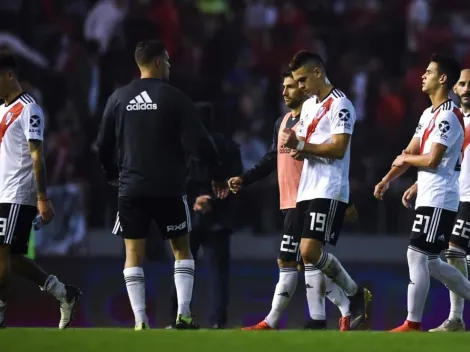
[193,195,213,214]
[392,154,407,168]
[37,198,54,225]
[344,204,359,223]
[402,183,417,209]
[374,180,389,200]
[290,150,305,161]
[280,128,298,149]
[212,180,229,199]
[228,176,243,193]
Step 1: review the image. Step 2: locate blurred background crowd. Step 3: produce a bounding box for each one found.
[1,0,470,255]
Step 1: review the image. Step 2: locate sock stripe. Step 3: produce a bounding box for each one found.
[280,267,298,272]
[304,264,316,271]
[445,249,466,259]
[174,269,195,276]
[314,251,329,270]
[467,256,470,267]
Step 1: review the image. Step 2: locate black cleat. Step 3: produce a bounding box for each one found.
[175,314,200,330]
[303,319,327,330]
[59,285,82,329]
[349,287,372,330]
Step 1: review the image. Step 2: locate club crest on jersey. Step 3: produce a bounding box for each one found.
[316,106,326,119]
[5,112,13,125]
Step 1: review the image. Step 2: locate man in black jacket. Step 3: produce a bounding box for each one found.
[167,102,242,329]
[96,40,225,330]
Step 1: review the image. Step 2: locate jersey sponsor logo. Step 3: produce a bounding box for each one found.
[437,120,450,140]
[126,91,158,111]
[336,108,352,129]
[29,115,42,134]
[167,221,186,232]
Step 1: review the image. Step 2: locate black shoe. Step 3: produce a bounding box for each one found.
[59,285,82,329]
[304,319,327,330]
[175,315,200,330]
[349,287,372,330]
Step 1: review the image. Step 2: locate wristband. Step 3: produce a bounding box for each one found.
[296,140,305,151]
[38,198,49,201]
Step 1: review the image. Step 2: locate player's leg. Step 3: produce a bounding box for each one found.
[242,208,300,330]
[114,197,150,330]
[167,230,201,329]
[300,199,369,330]
[160,195,198,329]
[429,203,469,332]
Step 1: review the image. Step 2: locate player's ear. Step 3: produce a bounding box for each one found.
[439,73,447,86]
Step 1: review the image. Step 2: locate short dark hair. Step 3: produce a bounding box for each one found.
[289,50,325,72]
[134,40,167,67]
[431,53,461,90]
[0,51,17,72]
[282,70,293,78]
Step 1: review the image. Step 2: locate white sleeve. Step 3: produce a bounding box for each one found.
[430,111,461,148]
[330,98,355,135]
[21,103,45,141]
[413,113,427,138]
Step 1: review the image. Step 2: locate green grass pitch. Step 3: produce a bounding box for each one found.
[1,329,469,352]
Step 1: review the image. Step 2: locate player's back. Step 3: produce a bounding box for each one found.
[297,89,355,203]
[110,78,209,197]
[416,100,464,211]
[0,93,44,206]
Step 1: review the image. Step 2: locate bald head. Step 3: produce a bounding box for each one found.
[454,69,470,109]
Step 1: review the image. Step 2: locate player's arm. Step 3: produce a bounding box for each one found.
[96,93,119,184]
[239,117,280,187]
[381,137,421,183]
[394,112,459,170]
[21,104,48,199]
[282,98,354,160]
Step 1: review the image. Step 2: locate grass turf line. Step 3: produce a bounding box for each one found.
[1,329,469,352]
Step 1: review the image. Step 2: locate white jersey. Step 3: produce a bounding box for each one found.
[414,100,464,211]
[0,93,44,206]
[459,109,470,202]
[296,89,355,203]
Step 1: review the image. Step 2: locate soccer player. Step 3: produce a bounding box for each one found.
[427,68,470,332]
[229,70,355,331]
[96,40,225,330]
[374,54,470,332]
[279,51,369,330]
[0,52,81,329]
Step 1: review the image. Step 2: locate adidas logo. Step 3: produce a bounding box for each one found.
[305,284,313,289]
[438,234,445,241]
[278,292,290,298]
[126,91,158,111]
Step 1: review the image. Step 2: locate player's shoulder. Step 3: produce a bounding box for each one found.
[437,100,461,120]
[17,93,43,115]
[301,96,318,111]
[330,89,353,106]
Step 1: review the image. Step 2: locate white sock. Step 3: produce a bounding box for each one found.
[315,251,358,296]
[123,267,148,325]
[325,276,351,317]
[406,247,430,323]
[265,267,298,327]
[174,259,195,317]
[41,275,66,300]
[0,300,5,323]
[428,257,470,301]
[445,245,467,322]
[304,265,326,320]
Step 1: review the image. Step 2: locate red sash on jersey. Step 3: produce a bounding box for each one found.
[419,107,465,155]
[305,97,334,141]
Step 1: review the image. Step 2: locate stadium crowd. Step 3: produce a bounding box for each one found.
[0,0,469,254]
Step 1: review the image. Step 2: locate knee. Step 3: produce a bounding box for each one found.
[277,259,297,270]
[300,240,322,264]
[170,235,192,260]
